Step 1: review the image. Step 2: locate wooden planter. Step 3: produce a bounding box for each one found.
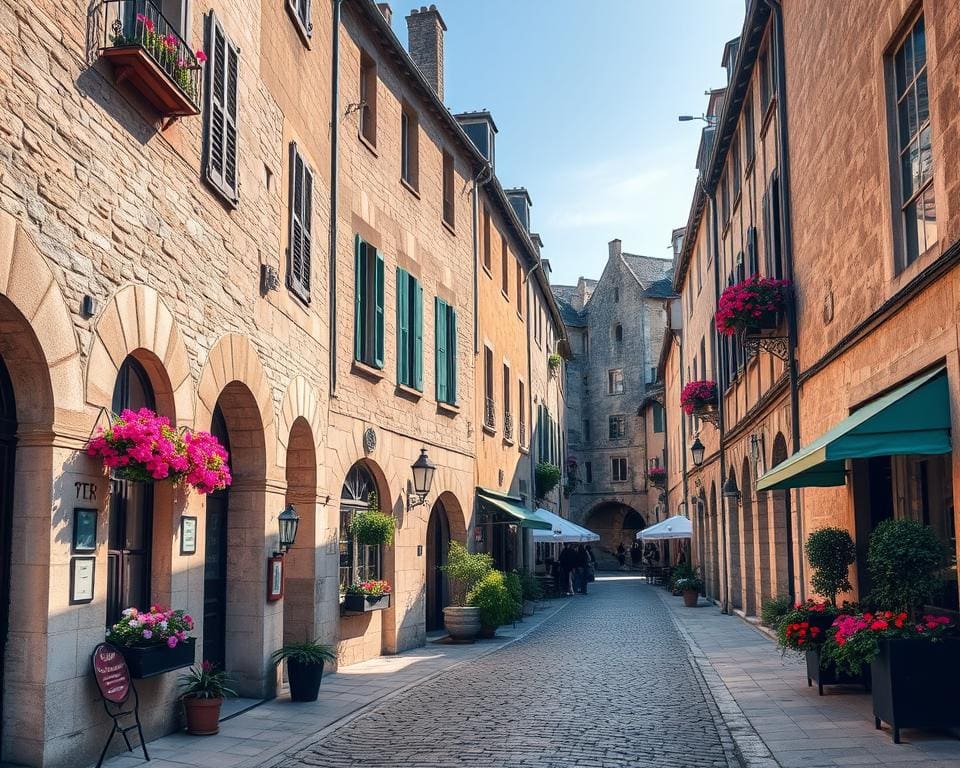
[121,638,196,679]
[100,45,200,119]
[183,696,222,736]
[805,647,870,696]
[871,637,960,743]
[682,589,699,608]
[341,593,390,615]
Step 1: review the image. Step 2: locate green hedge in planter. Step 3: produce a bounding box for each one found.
[467,570,515,630]
[805,526,856,606]
[867,518,946,615]
[535,462,561,500]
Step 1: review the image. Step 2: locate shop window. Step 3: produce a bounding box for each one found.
[339,463,382,591]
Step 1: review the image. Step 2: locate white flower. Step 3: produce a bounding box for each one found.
[129,619,140,628]
[122,608,136,617]
[159,620,168,630]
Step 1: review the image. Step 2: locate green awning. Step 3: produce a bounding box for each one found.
[476,487,551,530]
[756,366,951,491]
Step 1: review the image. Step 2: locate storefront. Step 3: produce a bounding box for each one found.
[474,487,550,571]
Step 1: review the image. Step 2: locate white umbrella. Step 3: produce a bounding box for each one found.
[636,514,692,541]
[531,508,600,543]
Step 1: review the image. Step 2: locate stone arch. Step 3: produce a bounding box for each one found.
[283,417,319,646]
[741,457,757,616]
[86,284,194,425]
[277,376,323,470]
[584,500,645,565]
[727,468,743,610]
[425,491,465,633]
[709,482,720,600]
[770,433,792,598]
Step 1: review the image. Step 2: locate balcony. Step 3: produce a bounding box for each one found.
[483,397,496,432]
[99,0,202,123]
[503,412,514,443]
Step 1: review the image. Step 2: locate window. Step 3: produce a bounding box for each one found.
[107,357,156,625]
[359,50,377,146]
[696,244,703,294]
[203,12,239,204]
[614,324,623,343]
[582,418,591,443]
[353,236,385,369]
[731,140,741,202]
[501,239,509,296]
[287,142,313,303]
[611,457,628,483]
[435,298,458,404]
[502,363,512,440]
[584,461,593,484]
[652,403,665,433]
[609,415,626,439]
[400,105,419,190]
[442,150,455,227]
[286,0,312,40]
[518,380,526,446]
[339,464,381,591]
[720,173,730,224]
[614,287,620,303]
[744,97,755,166]
[483,346,494,429]
[482,209,492,272]
[396,268,423,390]
[891,15,936,268]
[759,48,773,113]
[746,226,758,275]
[608,369,624,395]
[762,171,784,280]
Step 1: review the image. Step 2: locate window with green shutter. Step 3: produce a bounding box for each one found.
[396,268,423,390]
[435,298,457,405]
[287,142,312,303]
[354,235,385,369]
[203,12,239,205]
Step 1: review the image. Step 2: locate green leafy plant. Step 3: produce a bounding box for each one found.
[467,570,515,630]
[669,563,696,592]
[805,527,856,606]
[518,570,543,602]
[350,499,395,546]
[271,639,336,667]
[867,518,946,615]
[178,662,237,700]
[774,599,837,654]
[441,541,493,606]
[504,571,523,621]
[760,595,794,628]
[535,462,561,500]
[547,352,562,372]
[674,575,703,592]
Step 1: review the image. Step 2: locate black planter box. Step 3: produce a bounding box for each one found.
[805,648,870,696]
[121,637,196,679]
[287,658,325,702]
[342,593,390,615]
[871,637,960,743]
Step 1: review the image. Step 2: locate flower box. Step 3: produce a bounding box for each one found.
[100,45,200,118]
[680,380,718,415]
[871,637,960,743]
[716,276,790,337]
[341,594,390,615]
[805,648,870,696]
[121,637,196,679]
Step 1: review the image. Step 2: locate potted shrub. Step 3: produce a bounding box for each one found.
[680,380,718,418]
[178,661,236,735]
[669,563,695,596]
[440,541,492,642]
[863,519,957,742]
[468,570,515,638]
[647,466,667,488]
[349,493,395,545]
[106,606,197,678]
[342,580,392,614]
[760,595,793,629]
[504,571,523,622]
[535,462,561,500]
[518,570,543,616]
[805,527,856,608]
[674,575,703,607]
[715,275,790,337]
[272,639,336,702]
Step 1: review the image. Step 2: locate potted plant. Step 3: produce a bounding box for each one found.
[178,661,236,735]
[647,466,667,488]
[518,570,543,616]
[547,352,562,375]
[440,541,492,642]
[535,462,561,500]
[680,380,718,418]
[467,570,516,638]
[106,605,196,678]
[342,580,392,614]
[862,519,958,742]
[760,595,793,629]
[674,575,703,607]
[349,492,395,545]
[715,275,790,337]
[503,571,524,622]
[272,639,336,702]
[669,563,695,596]
[806,527,856,608]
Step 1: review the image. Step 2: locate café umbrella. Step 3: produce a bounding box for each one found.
[636,514,692,541]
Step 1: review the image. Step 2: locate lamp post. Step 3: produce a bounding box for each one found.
[407,447,436,511]
[690,437,705,468]
[277,504,300,554]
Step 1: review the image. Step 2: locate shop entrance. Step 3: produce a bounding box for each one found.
[425,500,450,632]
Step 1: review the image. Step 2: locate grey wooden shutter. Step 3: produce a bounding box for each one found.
[287,142,312,302]
[204,12,239,204]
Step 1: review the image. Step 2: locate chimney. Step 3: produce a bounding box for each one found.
[406,5,447,101]
[377,3,392,25]
[530,232,544,257]
[608,239,622,260]
[455,111,498,169]
[505,188,532,232]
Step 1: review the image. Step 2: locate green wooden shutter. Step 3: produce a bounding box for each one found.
[374,249,385,369]
[396,268,409,384]
[435,298,447,402]
[203,12,239,203]
[447,306,457,404]
[354,235,364,362]
[413,280,424,391]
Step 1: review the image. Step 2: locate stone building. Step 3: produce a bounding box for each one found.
[553,241,672,563]
[0,1,553,765]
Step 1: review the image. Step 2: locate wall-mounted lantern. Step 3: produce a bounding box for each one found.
[407,448,436,511]
[690,437,705,468]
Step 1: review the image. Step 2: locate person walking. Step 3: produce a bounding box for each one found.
[585,544,597,582]
[574,544,590,594]
[558,543,577,596]
[630,540,642,567]
[616,542,627,570]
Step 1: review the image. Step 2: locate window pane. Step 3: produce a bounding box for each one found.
[902,32,914,91]
[124,482,148,549]
[124,553,148,611]
[922,186,937,254]
[895,44,907,96]
[916,72,929,125]
[913,17,926,71]
[901,140,919,199]
[904,198,920,265]
[919,125,932,185]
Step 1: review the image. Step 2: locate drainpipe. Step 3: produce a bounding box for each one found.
[328,0,344,399]
[765,0,801,601]
[523,258,544,522]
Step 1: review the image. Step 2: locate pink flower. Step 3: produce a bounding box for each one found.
[195,50,207,64]
[142,629,153,640]
[167,636,178,649]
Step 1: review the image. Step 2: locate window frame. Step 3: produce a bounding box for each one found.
[607,368,625,395]
[442,150,455,229]
[287,142,313,304]
[359,50,378,148]
[395,268,423,391]
[354,236,385,370]
[400,104,419,192]
[611,457,628,483]
[285,0,312,43]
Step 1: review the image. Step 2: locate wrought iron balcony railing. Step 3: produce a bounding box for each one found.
[100,0,203,120]
[484,397,496,430]
[503,412,514,442]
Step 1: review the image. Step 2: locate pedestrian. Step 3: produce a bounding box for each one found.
[616,542,626,570]
[558,543,577,596]
[630,540,641,567]
[585,544,597,582]
[575,544,590,594]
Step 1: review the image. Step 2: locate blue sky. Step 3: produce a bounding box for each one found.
[392,1,745,286]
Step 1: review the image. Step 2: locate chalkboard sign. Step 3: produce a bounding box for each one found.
[91,643,131,704]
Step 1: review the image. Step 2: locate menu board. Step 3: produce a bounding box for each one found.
[91,643,131,704]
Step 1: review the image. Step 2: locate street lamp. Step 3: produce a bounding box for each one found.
[277,504,300,553]
[690,437,705,468]
[722,475,741,506]
[678,114,718,125]
[407,447,436,510]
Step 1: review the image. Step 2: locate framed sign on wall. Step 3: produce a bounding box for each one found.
[267,555,284,602]
[72,507,98,553]
[70,556,96,604]
[180,516,198,556]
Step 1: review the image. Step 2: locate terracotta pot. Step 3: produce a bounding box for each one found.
[183,696,223,735]
[682,589,699,608]
[443,606,480,642]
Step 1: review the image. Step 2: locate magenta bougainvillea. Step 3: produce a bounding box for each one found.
[680,380,718,415]
[647,466,667,485]
[715,275,790,336]
[87,407,231,494]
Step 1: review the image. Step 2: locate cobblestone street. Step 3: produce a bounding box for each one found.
[279,576,737,768]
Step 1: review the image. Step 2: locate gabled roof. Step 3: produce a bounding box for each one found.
[551,285,586,327]
[622,252,674,290]
[642,277,677,299]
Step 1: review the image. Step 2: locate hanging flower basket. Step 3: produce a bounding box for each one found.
[680,380,718,415]
[647,467,667,487]
[87,408,231,494]
[716,275,790,337]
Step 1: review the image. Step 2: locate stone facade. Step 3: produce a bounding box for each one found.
[553,241,672,563]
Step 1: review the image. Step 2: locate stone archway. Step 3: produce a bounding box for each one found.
[425,497,451,632]
[709,482,720,601]
[727,468,743,610]
[770,434,792,598]
[741,457,757,616]
[584,501,645,567]
[283,417,318,646]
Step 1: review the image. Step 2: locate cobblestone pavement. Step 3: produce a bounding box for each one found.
[279,576,738,768]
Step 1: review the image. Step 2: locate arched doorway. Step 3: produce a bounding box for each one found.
[770,434,792,599]
[425,499,450,632]
[283,418,318,645]
[584,501,645,565]
[0,356,16,741]
[709,483,720,600]
[741,458,757,616]
[203,405,229,668]
[727,469,743,610]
